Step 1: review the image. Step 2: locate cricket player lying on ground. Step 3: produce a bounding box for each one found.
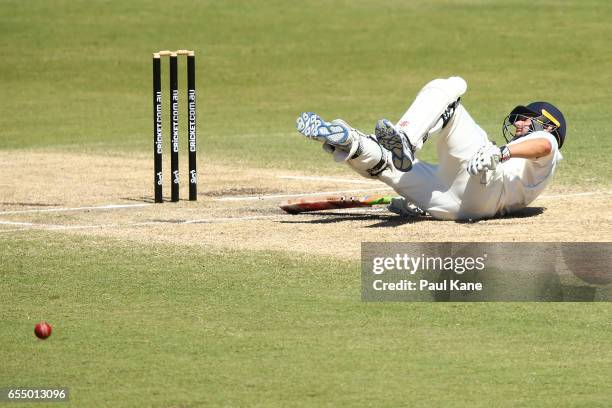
[295,76,566,221]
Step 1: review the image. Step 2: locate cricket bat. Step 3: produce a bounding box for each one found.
[280,195,395,214]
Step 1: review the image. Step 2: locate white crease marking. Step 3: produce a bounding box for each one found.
[278,175,382,185]
[0,190,609,234]
[0,203,151,216]
[537,191,612,199]
[0,216,284,233]
[0,220,35,226]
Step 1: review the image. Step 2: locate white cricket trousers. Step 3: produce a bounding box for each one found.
[346,105,504,220]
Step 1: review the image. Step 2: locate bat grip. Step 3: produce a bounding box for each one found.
[480,170,488,185]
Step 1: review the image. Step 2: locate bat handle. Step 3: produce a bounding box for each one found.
[480,170,488,185]
[480,149,499,185]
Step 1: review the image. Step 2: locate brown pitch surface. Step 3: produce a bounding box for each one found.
[0,151,610,258]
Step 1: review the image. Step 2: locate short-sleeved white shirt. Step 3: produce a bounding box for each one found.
[497,131,563,215]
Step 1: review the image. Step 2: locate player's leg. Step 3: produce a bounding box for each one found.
[376,161,466,220]
[294,111,459,218]
[375,77,467,171]
[375,102,499,220]
[435,104,490,177]
[436,104,502,219]
[296,112,354,147]
[294,110,491,220]
[376,159,499,221]
[296,112,390,177]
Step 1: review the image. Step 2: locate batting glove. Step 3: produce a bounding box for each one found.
[467,143,511,176]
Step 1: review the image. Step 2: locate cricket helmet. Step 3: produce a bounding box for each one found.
[502,101,566,148]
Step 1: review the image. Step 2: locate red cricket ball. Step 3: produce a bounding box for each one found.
[34,322,52,340]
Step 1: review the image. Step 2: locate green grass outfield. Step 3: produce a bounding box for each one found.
[2,233,611,407]
[0,0,610,184]
[1,1,611,406]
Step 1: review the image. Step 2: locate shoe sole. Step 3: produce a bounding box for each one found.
[375,119,413,171]
[296,112,349,145]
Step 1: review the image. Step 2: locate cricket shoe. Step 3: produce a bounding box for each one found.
[375,119,415,171]
[296,112,353,147]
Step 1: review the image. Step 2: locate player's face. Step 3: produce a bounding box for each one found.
[513,117,533,137]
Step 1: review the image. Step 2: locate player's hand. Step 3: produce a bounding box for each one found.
[467,142,501,176]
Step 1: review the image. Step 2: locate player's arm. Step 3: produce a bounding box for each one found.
[506,137,552,160]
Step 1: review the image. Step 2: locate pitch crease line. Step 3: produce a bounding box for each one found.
[0,220,35,226]
[538,190,612,199]
[0,216,283,233]
[278,175,382,185]
[182,215,277,224]
[0,203,152,216]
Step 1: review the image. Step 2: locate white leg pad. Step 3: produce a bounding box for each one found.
[334,136,389,178]
[396,76,467,150]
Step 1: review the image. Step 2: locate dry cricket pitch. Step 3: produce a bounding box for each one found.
[1,151,610,258]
